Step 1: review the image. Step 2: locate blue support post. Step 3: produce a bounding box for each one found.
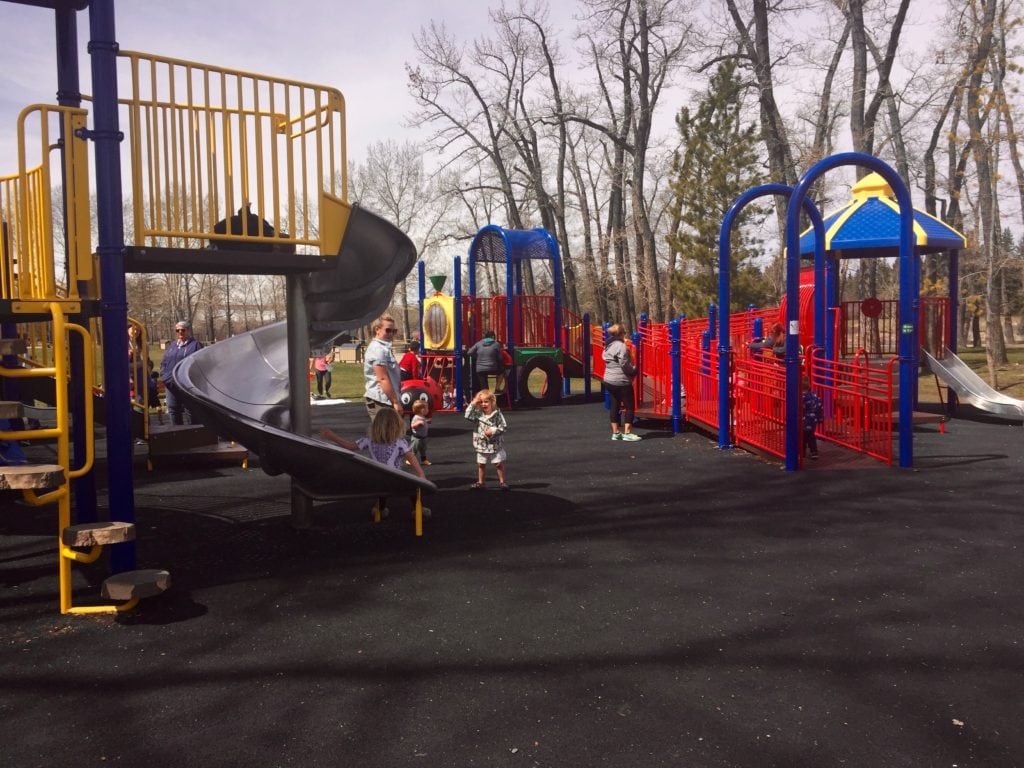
[453,256,464,409]
[87,0,135,570]
[670,319,682,434]
[56,6,97,525]
[417,260,426,346]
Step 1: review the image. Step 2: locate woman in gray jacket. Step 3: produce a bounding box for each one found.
[602,323,640,441]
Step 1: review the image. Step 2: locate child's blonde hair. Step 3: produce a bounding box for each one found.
[475,388,496,405]
[369,407,404,444]
[411,399,430,416]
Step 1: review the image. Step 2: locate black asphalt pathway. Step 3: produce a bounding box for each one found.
[2,397,1023,767]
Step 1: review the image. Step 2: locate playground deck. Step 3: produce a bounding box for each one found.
[1,399,1022,766]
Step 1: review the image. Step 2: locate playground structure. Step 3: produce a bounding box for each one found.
[414,225,580,411]
[405,163,1008,473]
[3,4,1018,617]
[0,1,435,613]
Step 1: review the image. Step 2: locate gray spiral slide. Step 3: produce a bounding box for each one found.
[923,347,1024,421]
[170,205,436,498]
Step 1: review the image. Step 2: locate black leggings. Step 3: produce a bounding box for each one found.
[315,368,332,395]
[605,382,635,425]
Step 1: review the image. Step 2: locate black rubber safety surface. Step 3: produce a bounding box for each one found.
[2,398,1022,767]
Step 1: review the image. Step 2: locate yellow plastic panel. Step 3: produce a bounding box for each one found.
[423,295,454,351]
[319,191,351,256]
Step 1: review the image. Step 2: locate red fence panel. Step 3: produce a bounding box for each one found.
[807,353,894,464]
[513,295,555,347]
[681,343,719,432]
[733,356,786,458]
[637,322,673,417]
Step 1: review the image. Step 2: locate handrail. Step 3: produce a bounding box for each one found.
[117,50,347,254]
[1,104,90,303]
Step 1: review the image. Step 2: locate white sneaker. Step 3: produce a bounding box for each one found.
[621,432,642,441]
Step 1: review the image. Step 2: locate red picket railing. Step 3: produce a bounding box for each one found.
[636,321,673,417]
[681,343,720,432]
[807,351,895,464]
[514,295,555,347]
[733,356,786,458]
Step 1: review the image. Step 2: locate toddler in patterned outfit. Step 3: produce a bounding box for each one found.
[465,389,509,491]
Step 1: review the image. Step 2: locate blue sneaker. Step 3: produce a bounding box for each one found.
[611,433,622,440]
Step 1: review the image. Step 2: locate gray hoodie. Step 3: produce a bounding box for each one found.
[468,337,504,374]
[602,338,635,386]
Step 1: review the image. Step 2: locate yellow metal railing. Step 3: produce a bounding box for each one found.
[0,104,91,306]
[0,304,137,614]
[118,50,350,255]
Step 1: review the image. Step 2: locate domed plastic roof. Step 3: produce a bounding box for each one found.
[797,172,966,258]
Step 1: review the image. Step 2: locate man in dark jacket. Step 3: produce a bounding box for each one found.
[160,320,204,425]
[467,330,505,394]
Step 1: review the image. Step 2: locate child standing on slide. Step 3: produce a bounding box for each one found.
[465,389,509,491]
[320,407,429,516]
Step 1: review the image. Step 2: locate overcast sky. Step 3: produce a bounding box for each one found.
[0,0,578,172]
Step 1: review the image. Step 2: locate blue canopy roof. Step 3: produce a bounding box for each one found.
[798,173,966,258]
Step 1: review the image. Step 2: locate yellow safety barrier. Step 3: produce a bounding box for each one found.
[0,105,91,305]
[118,50,348,255]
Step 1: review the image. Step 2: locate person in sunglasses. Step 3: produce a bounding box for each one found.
[363,314,403,420]
[160,320,204,425]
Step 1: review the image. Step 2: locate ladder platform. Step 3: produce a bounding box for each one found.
[146,423,222,454]
[101,569,171,601]
[124,245,333,275]
[0,464,64,490]
[148,441,249,467]
[0,400,25,419]
[62,521,136,547]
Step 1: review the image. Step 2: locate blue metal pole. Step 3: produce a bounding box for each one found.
[86,0,135,570]
[670,319,682,434]
[547,229,563,350]
[55,6,97,526]
[453,256,463,409]
[417,260,425,348]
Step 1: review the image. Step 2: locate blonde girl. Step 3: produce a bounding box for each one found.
[321,407,428,516]
[464,388,509,490]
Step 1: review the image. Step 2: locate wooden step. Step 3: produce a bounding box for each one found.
[146,423,221,454]
[0,337,27,356]
[147,441,248,467]
[101,569,171,601]
[0,464,64,490]
[61,521,136,547]
[0,400,25,419]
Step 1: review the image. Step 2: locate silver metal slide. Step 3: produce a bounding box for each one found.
[171,205,436,498]
[923,347,1024,421]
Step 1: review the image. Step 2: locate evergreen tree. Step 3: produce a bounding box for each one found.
[666,60,770,318]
